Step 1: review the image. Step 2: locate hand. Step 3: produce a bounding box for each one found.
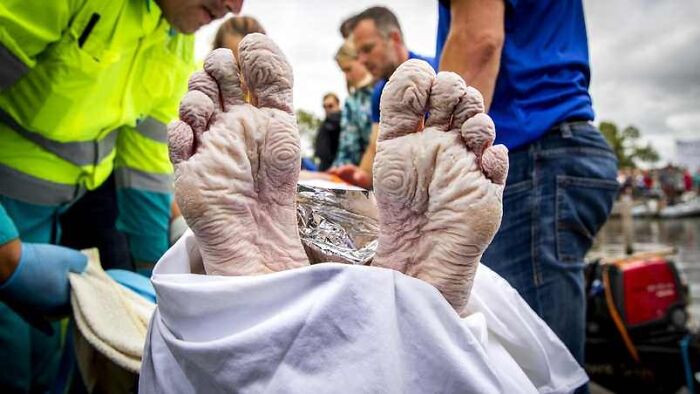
[0,243,88,317]
[327,164,372,189]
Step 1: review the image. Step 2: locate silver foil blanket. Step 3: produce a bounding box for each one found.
[296,184,379,265]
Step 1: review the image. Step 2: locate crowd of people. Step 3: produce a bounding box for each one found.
[1,0,616,392]
[618,165,700,204]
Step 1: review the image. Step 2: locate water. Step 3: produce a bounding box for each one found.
[592,217,700,324]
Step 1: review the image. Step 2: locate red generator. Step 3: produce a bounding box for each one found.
[585,255,699,393]
[609,256,688,333]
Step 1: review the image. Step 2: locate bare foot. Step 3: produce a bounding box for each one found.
[168,34,308,276]
[371,60,509,316]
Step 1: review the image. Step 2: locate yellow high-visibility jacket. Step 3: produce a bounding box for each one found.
[0,0,195,264]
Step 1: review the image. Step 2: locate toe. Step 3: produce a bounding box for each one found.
[204,48,245,111]
[482,144,509,185]
[168,121,194,165]
[460,113,495,159]
[238,33,294,114]
[179,90,215,143]
[425,72,467,131]
[188,71,221,112]
[453,86,485,128]
[378,59,435,142]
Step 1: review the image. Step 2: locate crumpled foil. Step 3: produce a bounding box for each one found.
[296,183,379,265]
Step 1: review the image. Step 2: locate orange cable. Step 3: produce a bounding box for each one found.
[602,264,640,363]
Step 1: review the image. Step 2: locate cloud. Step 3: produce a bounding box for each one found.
[195,1,436,117]
[585,0,700,163]
[193,1,698,164]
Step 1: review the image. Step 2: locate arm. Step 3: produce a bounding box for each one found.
[438,0,505,110]
[328,123,376,189]
[358,123,379,186]
[115,36,195,274]
[0,204,86,322]
[0,204,21,283]
[0,0,84,89]
[329,84,379,189]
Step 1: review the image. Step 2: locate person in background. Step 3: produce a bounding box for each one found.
[330,6,434,189]
[435,1,619,388]
[330,37,374,167]
[0,0,243,390]
[313,93,342,171]
[213,15,266,59]
[683,167,692,193]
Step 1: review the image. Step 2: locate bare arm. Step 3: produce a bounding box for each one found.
[358,122,380,186]
[0,240,21,284]
[439,0,505,111]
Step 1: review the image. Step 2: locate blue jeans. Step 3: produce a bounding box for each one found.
[482,121,619,366]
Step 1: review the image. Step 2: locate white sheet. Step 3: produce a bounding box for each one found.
[140,231,587,393]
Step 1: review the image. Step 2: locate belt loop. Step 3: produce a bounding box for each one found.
[561,122,573,139]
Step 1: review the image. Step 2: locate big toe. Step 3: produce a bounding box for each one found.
[378,59,435,142]
[238,33,294,114]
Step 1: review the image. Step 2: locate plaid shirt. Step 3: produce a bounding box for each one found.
[332,85,373,167]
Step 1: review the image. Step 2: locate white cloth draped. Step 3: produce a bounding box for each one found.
[139,231,587,393]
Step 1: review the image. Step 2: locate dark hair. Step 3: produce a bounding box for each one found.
[323,93,340,104]
[213,16,266,49]
[345,6,403,41]
[339,15,358,38]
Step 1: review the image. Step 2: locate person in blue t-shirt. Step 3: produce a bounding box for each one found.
[329,6,434,189]
[436,0,619,377]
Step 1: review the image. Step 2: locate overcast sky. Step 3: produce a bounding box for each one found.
[194,1,700,163]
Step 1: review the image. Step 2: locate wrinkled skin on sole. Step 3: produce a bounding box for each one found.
[370,60,509,316]
[168,38,508,316]
[168,34,309,275]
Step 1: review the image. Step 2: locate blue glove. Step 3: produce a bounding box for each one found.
[107,269,157,303]
[0,243,87,317]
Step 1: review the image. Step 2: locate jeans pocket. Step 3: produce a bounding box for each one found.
[556,175,619,262]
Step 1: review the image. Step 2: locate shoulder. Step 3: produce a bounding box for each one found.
[408,51,437,71]
[373,79,387,97]
[369,81,386,122]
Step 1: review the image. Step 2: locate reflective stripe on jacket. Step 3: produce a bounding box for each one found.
[0,0,194,205]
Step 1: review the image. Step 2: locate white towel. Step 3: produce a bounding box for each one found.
[69,249,155,386]
[140,231,587,393]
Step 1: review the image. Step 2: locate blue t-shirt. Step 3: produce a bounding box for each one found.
[436,0,594,150]
[371,51,436,123]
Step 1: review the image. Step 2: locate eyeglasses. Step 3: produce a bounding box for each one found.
[323,103,336,109]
